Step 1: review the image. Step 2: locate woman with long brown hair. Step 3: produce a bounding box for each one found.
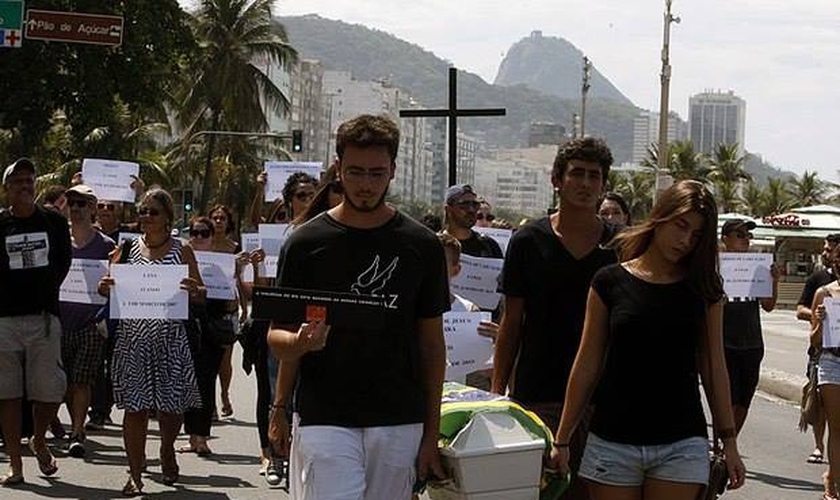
[548,180,746,500]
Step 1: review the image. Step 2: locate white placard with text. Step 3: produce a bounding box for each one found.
[443,311,494,383]
[720,252,773,299]
[109,264,188,319]
[824,298,840,348]
[450,255,504,310]
[264,161,324,202]
[60,259,109,305]
[474,227,512,255]
[82,158,139,202]
[194,251,237,301]
[259,224,291,278]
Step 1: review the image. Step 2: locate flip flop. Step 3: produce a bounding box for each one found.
[809,450,826,464]
[177,444,213,456]
[0,472,24,487]
[28,440,58,476]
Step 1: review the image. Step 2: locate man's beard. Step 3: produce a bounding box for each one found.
[344,187,388,213]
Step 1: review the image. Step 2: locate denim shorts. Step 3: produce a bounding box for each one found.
[579,433,709,486]
[818,351,840,386]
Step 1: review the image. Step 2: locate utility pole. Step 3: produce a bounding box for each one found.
[580,56,592,138]
[656,0,680,203]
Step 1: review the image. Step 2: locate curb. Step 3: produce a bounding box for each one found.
[757,368,805,404]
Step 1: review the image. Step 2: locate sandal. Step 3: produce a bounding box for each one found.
[28,439,58,476]
[0,471,24,486]
[809,449,826,464]
[122,476,144,497]
[160,448,179,486]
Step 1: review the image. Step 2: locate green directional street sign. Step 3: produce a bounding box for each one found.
[0,1,23,29]
[0,0,24,48]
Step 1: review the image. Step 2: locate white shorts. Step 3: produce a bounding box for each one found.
[290,413,423,500]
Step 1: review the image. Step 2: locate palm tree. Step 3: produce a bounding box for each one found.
[739,180,765,217]
[714,179,741,214]
[764,178,793,215]
[176,0,297,212]
[641,140,709,184]
[708,143,750,185]
[614,171,654,222]
[788,170,834,208]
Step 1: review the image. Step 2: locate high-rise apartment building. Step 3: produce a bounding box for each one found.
[688,90,746,156]
[631,111,687,165]
[289,59,326,163]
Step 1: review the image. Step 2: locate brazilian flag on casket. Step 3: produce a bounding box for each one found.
[439,382,570,500]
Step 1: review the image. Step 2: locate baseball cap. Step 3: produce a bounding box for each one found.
[65,184,97,201]
[445,184,476,205]
[3,158,36,185]
[721,218,756,236]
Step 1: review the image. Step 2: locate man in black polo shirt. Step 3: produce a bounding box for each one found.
[492,137,616,500]
[0,158,72,485]
[796,233,840,464]
[720,218,780,436]
[442,184,503,259]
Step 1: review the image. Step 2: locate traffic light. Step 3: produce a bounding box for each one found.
[183,189,194,214]
[292,129,303,153]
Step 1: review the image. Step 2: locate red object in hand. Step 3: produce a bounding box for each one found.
[306,305,327,323]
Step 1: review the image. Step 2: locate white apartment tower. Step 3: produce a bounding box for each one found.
[631,112,687,165]
[688,90,746,157]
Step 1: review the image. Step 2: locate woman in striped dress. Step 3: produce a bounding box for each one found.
[98,188,204,496]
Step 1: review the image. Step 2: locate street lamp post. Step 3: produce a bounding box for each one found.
[656,0,680,204]
[581,56,592,138]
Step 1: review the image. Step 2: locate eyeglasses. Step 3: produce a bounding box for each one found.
[294,191,315,201]
[97,202,116,212]
[452,200,481,210]
[68,199,90,208]
[138,207,161,217]
[189,228,212,238]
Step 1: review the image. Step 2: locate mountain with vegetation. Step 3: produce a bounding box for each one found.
[279,15,640,162]
[494,31,633,106]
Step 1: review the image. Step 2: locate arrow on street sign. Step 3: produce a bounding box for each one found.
[24,9,123,46]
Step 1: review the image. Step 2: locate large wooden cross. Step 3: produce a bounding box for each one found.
[399,67,506,186]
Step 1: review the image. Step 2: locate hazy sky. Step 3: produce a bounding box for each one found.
[182,1,839,178]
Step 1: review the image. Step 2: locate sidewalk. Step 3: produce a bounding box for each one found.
[758,308,810,404]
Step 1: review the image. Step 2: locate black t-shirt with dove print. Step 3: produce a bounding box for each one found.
[275,211,450,427]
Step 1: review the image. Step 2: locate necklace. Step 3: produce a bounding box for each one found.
[142,234,171,250]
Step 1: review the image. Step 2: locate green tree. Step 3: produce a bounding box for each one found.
[739,180,766,217]
[613,171,654,222]
[788,170,834,208]
[764,178,793,215]
[175,0,297,212]
[0,0,194,159]
[708,143,750,185]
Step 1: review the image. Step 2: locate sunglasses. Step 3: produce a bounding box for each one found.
[476,213,495,222]
[138,207,161,217]
[733,231,752,240]
[68,199,90,208]
[294,191,315,201]
[97,202,116,211]
[190,228,212,238]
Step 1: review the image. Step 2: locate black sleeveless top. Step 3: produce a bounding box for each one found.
[589,264,708,445]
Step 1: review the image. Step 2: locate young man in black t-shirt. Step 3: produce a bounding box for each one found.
[796,233,840,464]
[268,115,449,500]
[492,138,616,500]
[720,219,780,436]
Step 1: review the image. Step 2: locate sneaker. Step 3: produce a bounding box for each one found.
[49,420,66,440]
[265,457,287,488]
[68,434,85,458]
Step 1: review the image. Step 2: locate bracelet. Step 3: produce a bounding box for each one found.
[551,441,570,448]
